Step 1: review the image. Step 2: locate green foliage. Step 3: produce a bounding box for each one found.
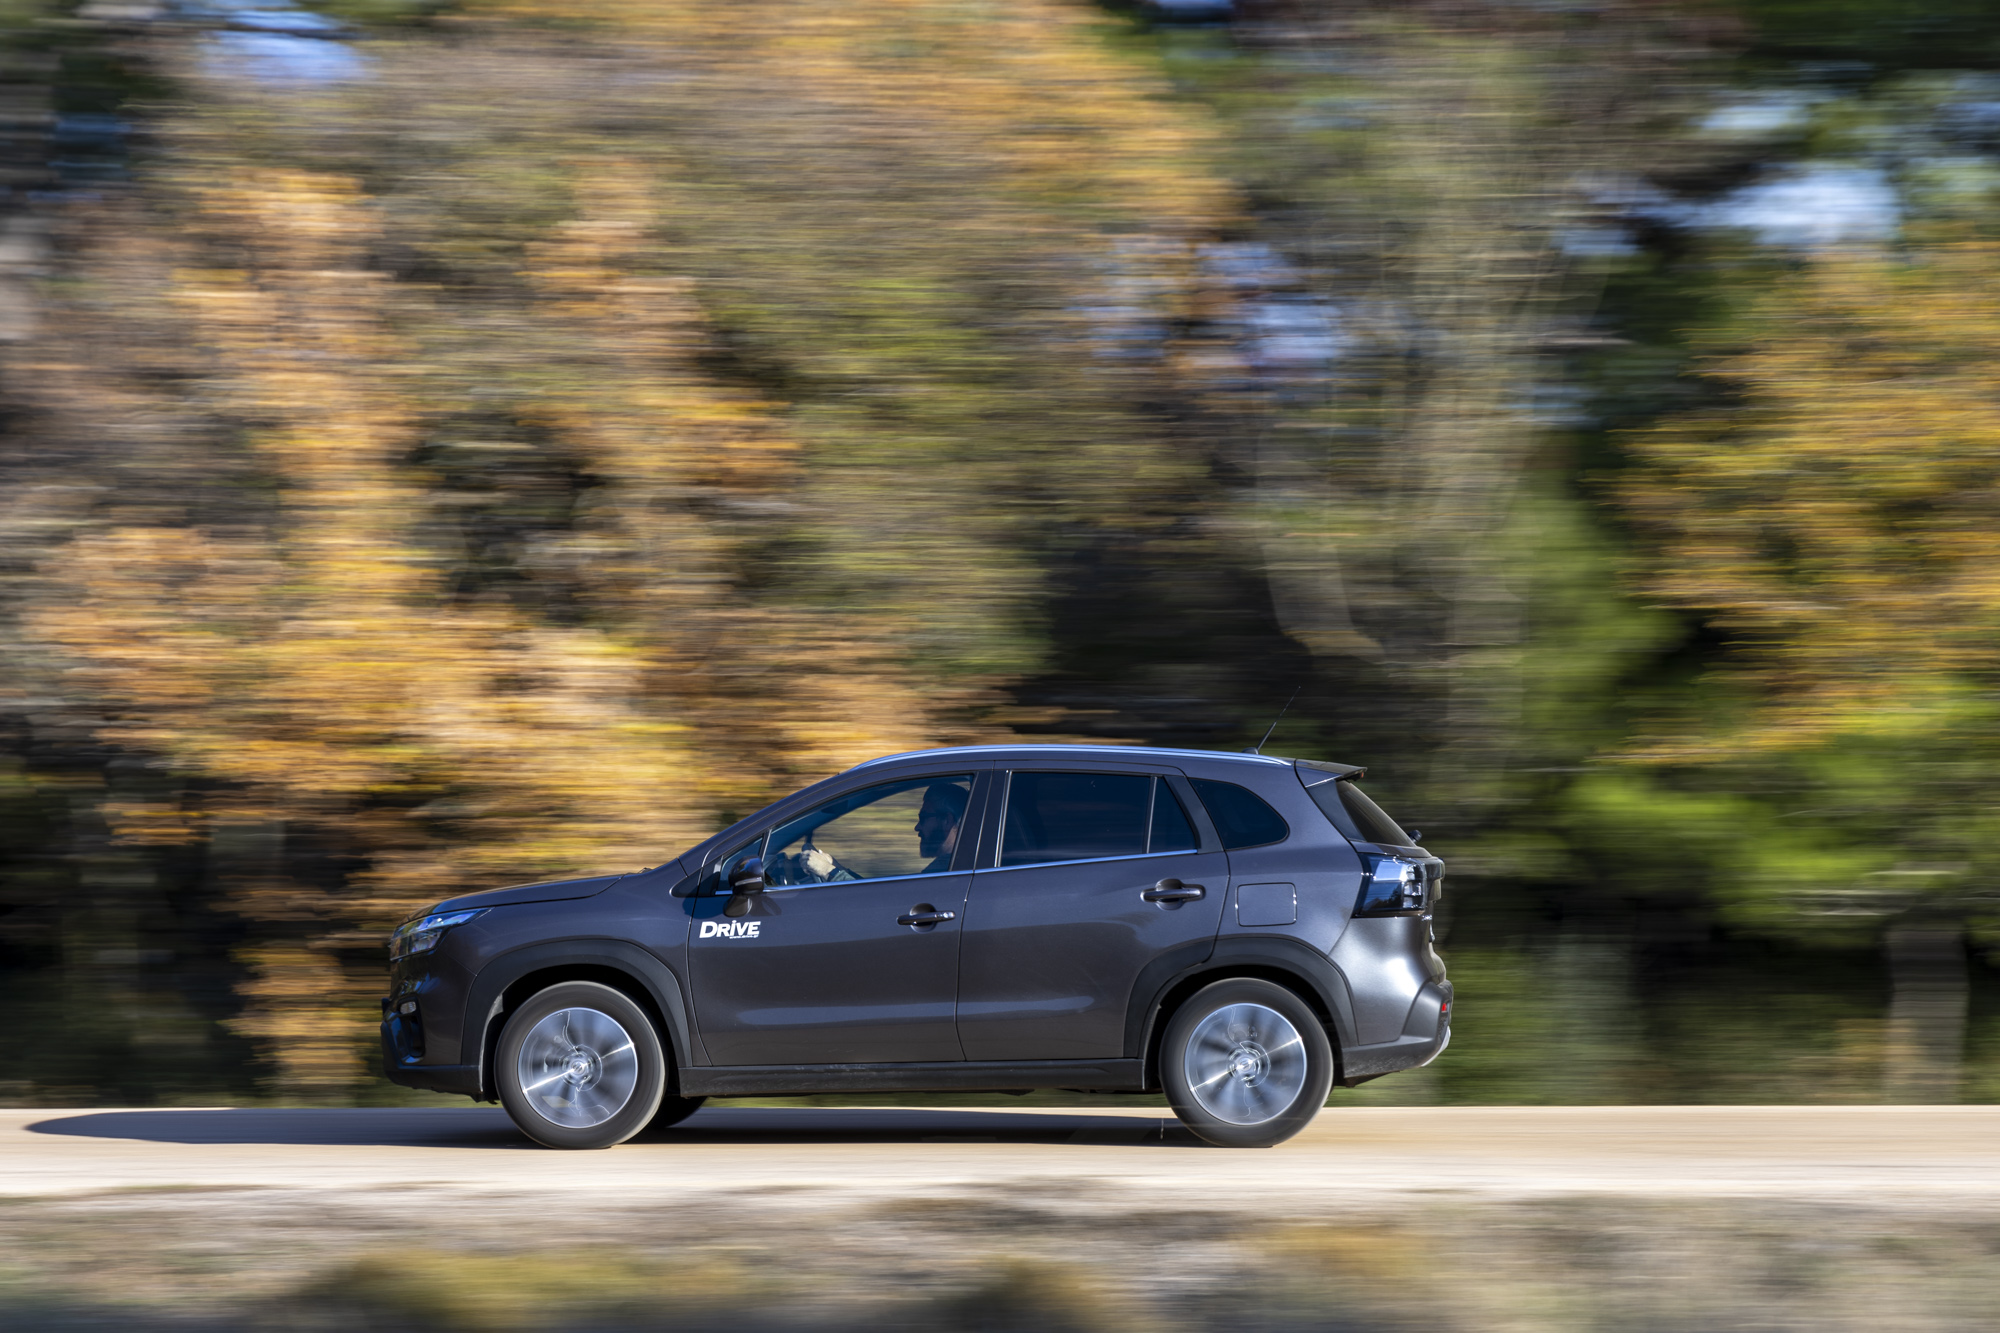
[1564,771,1881,935]
[6,0,2000,1107]
[1618,237,2000,947]
[1733,0,2000,67]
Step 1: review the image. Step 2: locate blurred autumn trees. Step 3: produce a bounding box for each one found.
[1612,236,2000,1099]
[1,0,1239,1098]
[3,0,2000,1103]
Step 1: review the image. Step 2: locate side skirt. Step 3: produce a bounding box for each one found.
[680,1058,1147,1098]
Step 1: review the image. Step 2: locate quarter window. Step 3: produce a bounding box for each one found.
[764,774,976,886]
[1001,771,1151,867]
[1149,780,1200,853]
[704,837,766,896]
[1189,779,1289,849]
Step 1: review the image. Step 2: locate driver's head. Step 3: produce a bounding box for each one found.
[915,782,969,859]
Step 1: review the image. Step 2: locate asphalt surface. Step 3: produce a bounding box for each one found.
[10,1103,2000,1210]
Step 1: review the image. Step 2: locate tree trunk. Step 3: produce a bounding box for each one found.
[1884,921,1967,1104]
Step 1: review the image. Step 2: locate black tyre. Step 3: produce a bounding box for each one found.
[638,1094,707,1136]
[1161,978,1333,1148]
[496,981,666,1149]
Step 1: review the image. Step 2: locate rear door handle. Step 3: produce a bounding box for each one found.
[1142,878,1205,903]
[897,907,957,926]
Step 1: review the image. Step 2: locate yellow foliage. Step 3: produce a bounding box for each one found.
[15,0,1232,1095]
[26,163,980,1093]
[1625,238,2000,756]
[473,0,1234,231]
[228,943,376,1099]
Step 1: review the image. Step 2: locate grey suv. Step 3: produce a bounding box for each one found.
[382,746,1450,1149]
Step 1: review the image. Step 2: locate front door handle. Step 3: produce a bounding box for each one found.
[1142,878,1205,904]
[897,905,958,927]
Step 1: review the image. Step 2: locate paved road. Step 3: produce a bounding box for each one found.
[10,1104,2000,1210]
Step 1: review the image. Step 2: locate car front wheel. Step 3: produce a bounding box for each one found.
[1162,978,1333,1148]
[496,981,666,1149]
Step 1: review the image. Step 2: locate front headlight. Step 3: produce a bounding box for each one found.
[389,908,486,960]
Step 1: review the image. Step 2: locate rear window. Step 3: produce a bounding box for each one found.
[1189,779,1289,849]
[1307,778,1412,847]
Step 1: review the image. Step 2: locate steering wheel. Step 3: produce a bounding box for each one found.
[795,840,858,884]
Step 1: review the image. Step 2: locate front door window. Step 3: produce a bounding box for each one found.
[767,773,975,885]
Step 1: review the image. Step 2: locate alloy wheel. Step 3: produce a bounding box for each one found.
[1181,1001,1309,1126]
[514,1006,640,1129]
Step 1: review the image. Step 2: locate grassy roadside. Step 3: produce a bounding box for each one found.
[5,1189,1997,1331]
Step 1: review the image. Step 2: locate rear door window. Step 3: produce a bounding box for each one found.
[1001,771,1152,867]
[1189,779,1289,849]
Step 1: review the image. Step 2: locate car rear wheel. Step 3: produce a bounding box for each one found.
[496,981,666,1149]
[1162,978,1333,1148]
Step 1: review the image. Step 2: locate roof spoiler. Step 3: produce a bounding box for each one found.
[1292,758,1365,783]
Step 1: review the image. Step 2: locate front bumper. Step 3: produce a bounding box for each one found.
[380,1014,483,1097]
[380,991,483,1098]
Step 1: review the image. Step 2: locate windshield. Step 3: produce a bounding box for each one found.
[1305,777,1413,847]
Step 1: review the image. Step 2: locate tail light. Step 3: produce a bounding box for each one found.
[1355,855,1434,916]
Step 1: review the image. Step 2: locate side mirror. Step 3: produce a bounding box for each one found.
[724,857,765,918]
[1406,829,1422,845]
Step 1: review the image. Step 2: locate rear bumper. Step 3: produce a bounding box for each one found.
[1339,1027,1448,1085]
[1339,979,1451,1086]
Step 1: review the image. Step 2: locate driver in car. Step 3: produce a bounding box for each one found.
[914,781,968,874]
[787,780,968,883]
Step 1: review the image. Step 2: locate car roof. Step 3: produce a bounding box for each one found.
[845,743,1356,775]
